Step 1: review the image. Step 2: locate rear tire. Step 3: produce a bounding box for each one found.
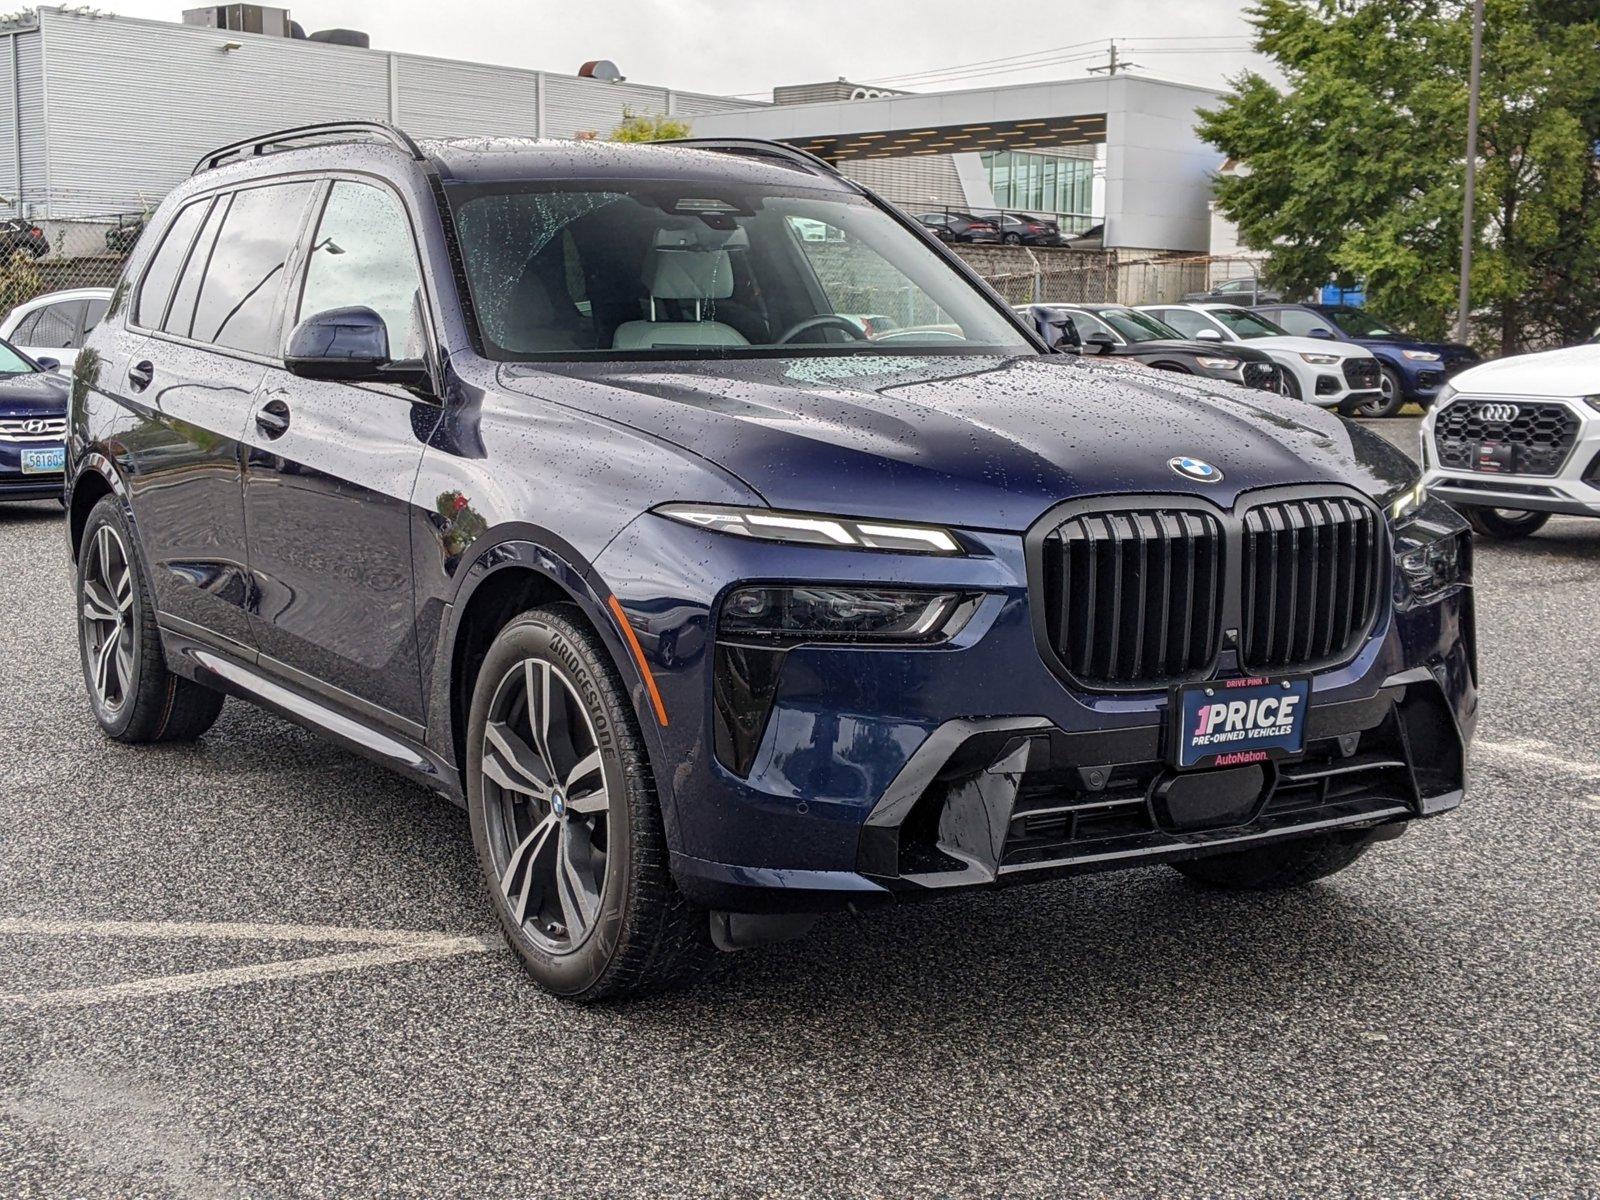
[1462,506,1550,540]
[1278,368,1303,401]
[1172,829,1381,890]
[76,495,225,743]
[465,605,712,1002]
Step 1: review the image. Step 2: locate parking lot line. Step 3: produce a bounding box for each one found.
[0,917,486,945]
[1476,738,1600,781]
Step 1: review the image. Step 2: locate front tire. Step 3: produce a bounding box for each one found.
[1462,506,1550,540]
[466,606,711,1002]
[1172,829,1382,890]
[1358,365,1408,418]
[76,495,225,742]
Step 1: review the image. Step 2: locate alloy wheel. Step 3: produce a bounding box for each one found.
[80,523,136,716]
[1359,370,1397,417]
[480,657,612,952]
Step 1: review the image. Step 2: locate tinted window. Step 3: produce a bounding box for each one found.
[1210,307,1287,339]
[1097,308,1181,343]
[1325,307,1400,338]
[135,200,209,328]
[190,182,317,355]
[297,182,426,359]
[165,197,229,339]
[17,300,87,348]
[83,297,109,329]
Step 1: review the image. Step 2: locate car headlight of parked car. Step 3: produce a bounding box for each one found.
[656,503,963,554]
[721,585,981,646]
[1401,349,1442,362]
[1299,352,1340,365]
[1195,356,1239,371]
[1584,395,1600,413]
[1380,476,1469,608]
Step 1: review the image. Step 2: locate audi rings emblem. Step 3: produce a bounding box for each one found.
[1478,403,1518,424]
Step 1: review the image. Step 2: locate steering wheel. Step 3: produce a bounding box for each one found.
[775,314,871,345]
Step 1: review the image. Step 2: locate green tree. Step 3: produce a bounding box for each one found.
[608,108,691,143]
[1199,0,1600,352]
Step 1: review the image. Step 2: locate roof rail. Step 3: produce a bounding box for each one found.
[192,121,426,176]
[667,138,843,178]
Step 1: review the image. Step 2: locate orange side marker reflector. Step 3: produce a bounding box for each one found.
[607,594,670,727]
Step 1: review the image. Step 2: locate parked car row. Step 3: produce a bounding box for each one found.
[915,210,1066,246]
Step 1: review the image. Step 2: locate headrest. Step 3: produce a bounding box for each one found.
[643,247,735,301]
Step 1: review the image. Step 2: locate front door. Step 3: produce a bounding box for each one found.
[242,178,437,727]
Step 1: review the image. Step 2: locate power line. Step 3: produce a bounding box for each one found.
[862,39,1108,85]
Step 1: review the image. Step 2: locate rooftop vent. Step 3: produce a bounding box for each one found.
[578,59,626,83]
[183,5,291,37]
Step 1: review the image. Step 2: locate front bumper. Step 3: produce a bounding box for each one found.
[598,509,1476,914]
[0,440,65,502]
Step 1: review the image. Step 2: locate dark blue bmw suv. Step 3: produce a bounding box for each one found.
[66,124,1477,1001]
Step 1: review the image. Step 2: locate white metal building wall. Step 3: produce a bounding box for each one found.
[25,7,760,217]
[0,28,46,215]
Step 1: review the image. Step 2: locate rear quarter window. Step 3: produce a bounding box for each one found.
[135,200,210,329]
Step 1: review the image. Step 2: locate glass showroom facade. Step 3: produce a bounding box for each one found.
[982,150,1096,228]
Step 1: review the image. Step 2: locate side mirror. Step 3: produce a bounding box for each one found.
[34,356,60,372]
[285,306,429,387]
[1193,328,1224,342]
[1308,327,1335,340]
[1083,332,1117,355]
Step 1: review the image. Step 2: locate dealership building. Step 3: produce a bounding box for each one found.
[0,5,1223,257]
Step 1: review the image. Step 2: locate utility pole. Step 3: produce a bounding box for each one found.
[1456,0,1485,344]
[1088,41,1141,77]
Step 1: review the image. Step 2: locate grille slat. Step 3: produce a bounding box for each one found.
[0,416,66,443]
[1241,497,1382,674]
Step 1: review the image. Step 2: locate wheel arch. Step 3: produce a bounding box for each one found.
[67,453,126,561]
[436,529,664,802]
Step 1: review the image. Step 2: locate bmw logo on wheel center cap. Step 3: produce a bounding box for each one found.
[1169,456,1224,483]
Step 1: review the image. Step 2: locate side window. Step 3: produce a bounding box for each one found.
[296,181,426,358]
[164,196,229,339]
[1272,309,1332,338]
[190,181,318,355]
[31,300,88,348]
[135,200,209,328]
[1159,309,1213,339]
[83,297,109,332]
[9,307,43,343]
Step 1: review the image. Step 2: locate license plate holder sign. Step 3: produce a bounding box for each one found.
[20,447,64,474]
[1171,677,1310,769]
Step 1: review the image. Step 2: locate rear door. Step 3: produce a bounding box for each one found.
[122,180,320,652]
[241,177,436,726]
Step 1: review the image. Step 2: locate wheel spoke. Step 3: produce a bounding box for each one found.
[483,720,552,798]
[93,630,117,700]
[114,626,135,702]
[563,748,608,814]
[500,813,557,925]
[82,579,119,625]
[555,819,601,935]
[525,659,556,767]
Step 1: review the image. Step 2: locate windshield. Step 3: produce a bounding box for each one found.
[1325,307,1400,338]
[0,339,35,374]
[1095,308,1181,343]
[1210,308,1287,340]
[446,181,1035,360]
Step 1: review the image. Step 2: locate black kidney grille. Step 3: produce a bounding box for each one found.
[1240,497,1382,671]
[1042,509,1224,687]
[1434,401,1579,476]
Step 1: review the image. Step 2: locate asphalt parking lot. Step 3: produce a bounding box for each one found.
[2,417,1597,1199]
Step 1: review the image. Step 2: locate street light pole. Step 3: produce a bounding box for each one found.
[1456,0,1485,344]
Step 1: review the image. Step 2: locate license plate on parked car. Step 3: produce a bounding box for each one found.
[20,447,64,474]
[1171,676,1311,769]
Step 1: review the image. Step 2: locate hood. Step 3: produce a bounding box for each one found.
[501,354,1417,532]
[1248,335,1370,359]
[0,369,67,418]
[1359,335,1476,360]
[1449,343,1600,398]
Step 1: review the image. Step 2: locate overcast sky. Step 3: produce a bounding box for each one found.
[98,1,1274,97]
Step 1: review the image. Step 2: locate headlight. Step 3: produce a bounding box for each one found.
[1584,395,1600,413]
[1299,352,1339,365]
[656,503,962,555]
[1196,356,1239,370]
[1384,480,1428,522]
[720,585,979,646]
[1434,384,1458,410]
[1401,537,1465,611]
[1401,349,1441,362]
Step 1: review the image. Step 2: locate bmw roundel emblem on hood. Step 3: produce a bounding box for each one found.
[1169,456,1223,483]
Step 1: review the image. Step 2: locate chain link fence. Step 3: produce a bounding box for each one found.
[957,249,1273,309]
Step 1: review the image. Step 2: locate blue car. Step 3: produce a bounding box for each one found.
[1254,303,1479,417]
[0,337,69,502]
[66,125,1477,1001]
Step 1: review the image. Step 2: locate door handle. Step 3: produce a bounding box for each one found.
[127,360,153,393]
[255,396,291,439]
